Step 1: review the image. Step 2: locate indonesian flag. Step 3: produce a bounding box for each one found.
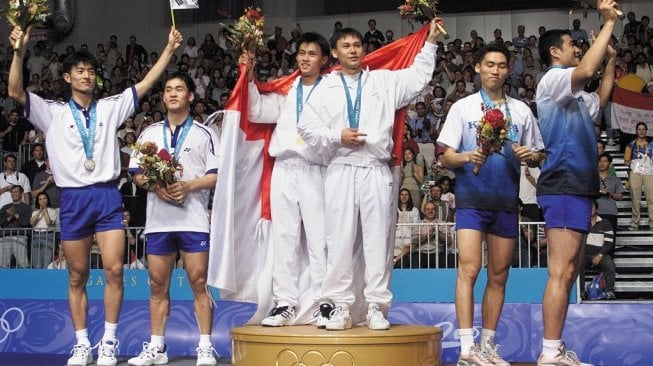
[207,24,430,323]
[169,0,199,10]
[611,86,653,137]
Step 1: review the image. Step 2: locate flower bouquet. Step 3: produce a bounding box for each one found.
[222,7,271,53]
[1,0,50,51]
[472,107,510,175]
[398,0,448,38]
[132,141,184,205]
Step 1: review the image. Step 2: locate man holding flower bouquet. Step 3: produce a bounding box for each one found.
[239,32,334,328]
[536,0,618,364]
[128,73,219,366]
[437,43,543,366]
[8,26,183,366]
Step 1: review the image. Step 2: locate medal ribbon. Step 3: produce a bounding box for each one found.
[340,72,362,129]
[68,99,97,162]
[163,115,193,160]
[296,76,322,125]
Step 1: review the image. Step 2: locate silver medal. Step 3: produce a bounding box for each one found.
[84,159,96,172]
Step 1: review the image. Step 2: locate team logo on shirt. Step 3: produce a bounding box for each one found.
[200,240,207,246]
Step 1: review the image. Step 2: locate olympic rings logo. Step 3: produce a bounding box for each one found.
[0,307,25,343]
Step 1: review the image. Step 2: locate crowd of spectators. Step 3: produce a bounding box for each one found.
[0,11,650,276]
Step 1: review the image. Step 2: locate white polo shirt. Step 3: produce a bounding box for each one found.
[129,120,220,234]
[26,87,138,188]
[0,171,31,208]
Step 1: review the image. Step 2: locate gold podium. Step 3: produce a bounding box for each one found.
[231,324,442,366]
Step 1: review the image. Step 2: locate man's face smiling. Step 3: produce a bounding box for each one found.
[296,42,327,78]
[332,35,364,75]
[554,35,581,67]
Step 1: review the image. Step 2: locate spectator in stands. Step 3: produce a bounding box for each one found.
[0,154,31,207]
[570,19,589,43]
[408,101,437,170]
[0,185,32,268]
[598,152,625,231]
[535,2,618,363]
[428,153,455,184]
[121,209,144,269]
[199,33,219,68]
[634,52,653,83]
[30,157,60,208]
[20,143,46,184]
[364,19,385,50]
[520,160,542,221]
[47,244,67,269]
[119,177,147,227]
[420,183,451,222]
[0,109,29,153]
[30,192,57,269]
[401,147,424,214]
[183,37,199,59]
[438,43,543,366]
[512,25,528,50]
[437,175,455,212]
[624,121,653,230]
[394,189,421,267]
[580,200,617,299]
[623,12,640,43]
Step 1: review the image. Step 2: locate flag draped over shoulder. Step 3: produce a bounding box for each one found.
[611,85,653,136]
[207,24,430,323]
[169,0,199,10]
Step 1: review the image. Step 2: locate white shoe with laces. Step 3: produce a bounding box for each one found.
[366,303,390,330]
[67,344,93,366]
[196,344,218,366]
[96,339,119,366]
[127,342,168,365]
[483,340,510,366]
[325,306,352,330]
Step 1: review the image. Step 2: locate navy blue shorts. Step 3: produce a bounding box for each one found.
[538,194,592,233]
[145,231,210,255]
[60,183,124,241]
[456,208,519,238]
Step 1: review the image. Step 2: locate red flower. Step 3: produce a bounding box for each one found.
[484,109,505,128]
[157,149,173,162]
[245,8,262,20]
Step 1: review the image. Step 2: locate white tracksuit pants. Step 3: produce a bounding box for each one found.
[270,158,327,307]
[321,163,395,309]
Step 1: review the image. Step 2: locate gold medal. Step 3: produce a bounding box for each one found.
[295,134,305,146]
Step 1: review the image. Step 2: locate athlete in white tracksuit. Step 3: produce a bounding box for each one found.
[298,21,442,330]
[243,32,332,327]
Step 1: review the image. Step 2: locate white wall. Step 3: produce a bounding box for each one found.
[1,0,651,55]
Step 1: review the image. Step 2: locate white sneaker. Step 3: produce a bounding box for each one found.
[366,303,390,330]
[483,340,510,366]
[128,342,169,365]
[67,344,93,366]
[96,339,119,366]
[196,344,218,366]
[261,306,295,327]
[326,306,352,330]
[314,303,333,329]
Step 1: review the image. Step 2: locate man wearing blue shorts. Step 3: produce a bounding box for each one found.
[536,0,618,364]
[438,44,543,366]
[128,73,219,366]
[8,26,183,366]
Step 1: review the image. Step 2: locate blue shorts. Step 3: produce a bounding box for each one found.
[456,208,519,238]
[60,183,124,241]
[145,231,210,255]
[538,194,592,233]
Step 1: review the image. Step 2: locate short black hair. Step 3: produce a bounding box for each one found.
[599,152,612,163]
[62,52,98,75]
[538,29,570,67]
[475,43,511,66]
[164,72,196,93]
[11,184,23,193]
[330,28,364,49]
[296,32,330,59]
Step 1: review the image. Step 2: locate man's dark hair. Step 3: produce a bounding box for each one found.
[164,72,196,93]
[11,184,23,193]
[62,51,98,75]
[330,28,364,49]
[4,154,16,162]
[474,43,511,66]
[296,32,330,60]
[599,151,612,163]
[538,29,571,67]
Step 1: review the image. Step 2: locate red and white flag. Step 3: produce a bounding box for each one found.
[611,86,653,137]
[169,0,199,10]
[207,24,430,323]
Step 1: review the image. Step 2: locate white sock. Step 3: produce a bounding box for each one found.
[150,335,165,351]
[481,328,496,347]
[75,329,90,346]
[102,322,118,341]
[458,328,475,355]
[542,338,562,359]
[199,334,212,348]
